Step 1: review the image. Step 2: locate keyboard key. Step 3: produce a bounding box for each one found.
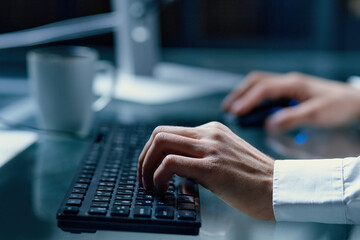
[95,191,112,197]
[84,160,97,165]
[177,195,195,204]
[93,197,111,202]
[74,183,88,189]
[124,166,137,172]
[77,178,91,184]
[135,200,152,206]
[72,188,86,194]
[79,174,93,179]
[178,210,196,220]
[111,206,130,217]
[99,182,115,187]
[113,206,130,211]
[114,200,131,206]
[155,207,174,219]
[118,185,134,190]
[115,195,132,200]
[133,206,151,218]
[103,169,118,173]
[156,200,174,206]
[67,199,82,206]
[88,207,107,215]
[136,195,153,201]
[178,203,195,211]
[81,169,95,175]
[102,173,117,178]
[83,165,96,171]
[161,193,174,201]
[121,175,136,181]
[100,177,117,183]
[166,189,175,194]
[91,202,109,208]
[97,186,113,192]
[69,193,84,199]
[117,190,133,195]
[63,206,79,214]
[137,189,153,195]
[119,180,136,185]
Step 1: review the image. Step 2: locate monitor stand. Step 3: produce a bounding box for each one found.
[108,0,244,104]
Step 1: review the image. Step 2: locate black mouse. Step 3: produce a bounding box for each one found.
[234,99,299,128]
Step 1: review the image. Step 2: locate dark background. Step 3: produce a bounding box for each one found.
[1,0,360,51]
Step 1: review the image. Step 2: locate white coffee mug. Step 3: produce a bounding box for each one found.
[27,46,115,137]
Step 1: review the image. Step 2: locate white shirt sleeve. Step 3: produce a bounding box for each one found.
[273,156,360,224]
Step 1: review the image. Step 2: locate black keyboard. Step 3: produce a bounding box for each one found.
[57,123,201,235]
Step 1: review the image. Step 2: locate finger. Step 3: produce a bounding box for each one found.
[222,71,278,111]
[141,132,206,190]
[265,99,323,133]
[153,154,206,194]
[229,76,300,116]
[137,126,199,183]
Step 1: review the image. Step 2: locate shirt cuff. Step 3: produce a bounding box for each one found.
[273,159,346,224]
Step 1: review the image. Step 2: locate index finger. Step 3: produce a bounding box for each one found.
[222,71,279,111]
[153,154,208,194]
[137,126,199,182]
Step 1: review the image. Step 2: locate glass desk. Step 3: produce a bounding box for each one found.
[1,89,360,240]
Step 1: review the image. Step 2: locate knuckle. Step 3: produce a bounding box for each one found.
[153,126,166,135]
[163,155,177,168]
[207,121,224,129]
[288,72,307,89]
[153,132,168,145]
[209,128,224,141]
[288,72,303,81]
[248,71,262,80]
[207,143,220,156]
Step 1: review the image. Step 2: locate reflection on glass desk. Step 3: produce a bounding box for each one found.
[0,90,360,240]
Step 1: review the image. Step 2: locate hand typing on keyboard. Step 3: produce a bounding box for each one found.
[138,121,275,221]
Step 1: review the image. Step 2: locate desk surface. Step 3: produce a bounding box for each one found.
[1,49,360,240]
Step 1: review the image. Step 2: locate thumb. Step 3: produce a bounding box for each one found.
[265,100,320,133]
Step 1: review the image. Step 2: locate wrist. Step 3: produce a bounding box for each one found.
[259,155,275,220]
[357,95,360,121]
[265,162,275,220]
[348,78,360,120]
[354,89,360,120]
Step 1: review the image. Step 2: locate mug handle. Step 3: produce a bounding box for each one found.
[92,60,116,112]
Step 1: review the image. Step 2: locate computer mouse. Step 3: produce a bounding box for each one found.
[226,99,299,128]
